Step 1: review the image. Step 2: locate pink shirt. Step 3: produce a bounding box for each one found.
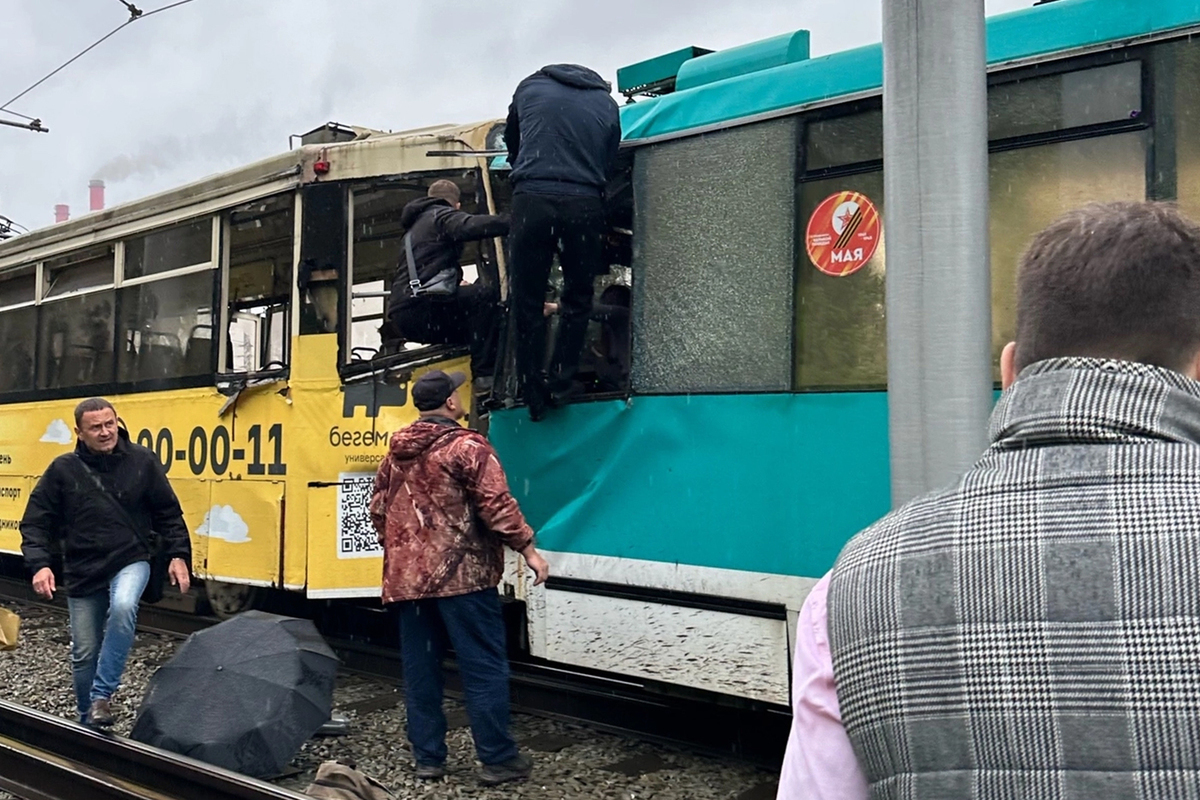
[776,574,869,800]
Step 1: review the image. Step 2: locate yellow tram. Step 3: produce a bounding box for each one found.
[0,120,520,615]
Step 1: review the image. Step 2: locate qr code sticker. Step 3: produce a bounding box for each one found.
[337,472,383,559]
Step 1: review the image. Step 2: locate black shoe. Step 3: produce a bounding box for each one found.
[415,763,446,780]
[480,753,532,786]
[526,381,549,422]
[88,698,114,728]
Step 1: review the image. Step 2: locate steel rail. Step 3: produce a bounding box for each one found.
[0,699,306,800]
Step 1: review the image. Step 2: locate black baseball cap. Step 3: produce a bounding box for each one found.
[412,370,467,411]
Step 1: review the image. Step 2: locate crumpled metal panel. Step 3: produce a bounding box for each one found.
[631,117,797,393]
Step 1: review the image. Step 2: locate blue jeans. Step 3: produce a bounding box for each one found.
[397,588,518,766]
[67,561,149,722]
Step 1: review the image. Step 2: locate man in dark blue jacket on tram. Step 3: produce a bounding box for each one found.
[505,64,621,421]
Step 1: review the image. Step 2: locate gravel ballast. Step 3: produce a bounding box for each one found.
[0,601,780,799]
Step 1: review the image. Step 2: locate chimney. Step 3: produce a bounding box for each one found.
[54,204,69,224]
[89,179,105,212]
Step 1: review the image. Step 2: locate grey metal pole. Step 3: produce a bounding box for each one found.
[883,0,993,507]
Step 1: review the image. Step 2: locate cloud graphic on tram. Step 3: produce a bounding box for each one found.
[39,420,73,445]
[197,505,251,543]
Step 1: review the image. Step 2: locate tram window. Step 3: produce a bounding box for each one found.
[0,305,36,392]
[0,265,35,308]
[631,118,796,393]
[38,290,116,389]
[805,110,883,171]
[988,61,1142,142]
[350,187,409,361]
[45,245,114,299]
[117,270,215,382]
[794,131,1146,390]
[989,131,1147,371]
[226,195,293,372]
[349,178,486,362]
[795,172,887,390]
[124,218,212,280]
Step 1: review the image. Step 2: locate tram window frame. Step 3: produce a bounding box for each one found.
[340,172,496,375]
[0,265,39,394]
[114,216,219,388]
[792,48,1153,393]
[0,264,36,309]
[221,193,296,376]
[123,217,214,281]
[630,116,798,395]
[44,244,115,300]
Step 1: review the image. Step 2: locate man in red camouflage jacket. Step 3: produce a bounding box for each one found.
[370,369,550,785]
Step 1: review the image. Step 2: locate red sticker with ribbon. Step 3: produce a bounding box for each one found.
[805,191,882,277]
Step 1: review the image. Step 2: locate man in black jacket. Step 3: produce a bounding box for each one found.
[384,180,509,378]
[506,64,621,420]
[20,397,191,727]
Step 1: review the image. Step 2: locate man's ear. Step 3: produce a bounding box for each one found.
[1000,342,1018,390]
[1187,348,1200,382]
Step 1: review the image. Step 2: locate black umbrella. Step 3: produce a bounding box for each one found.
[131,611,339,778]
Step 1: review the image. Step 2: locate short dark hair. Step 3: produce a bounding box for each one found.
[428,180,461,205]
[74,397,115,426]
[1015,202,1200,373]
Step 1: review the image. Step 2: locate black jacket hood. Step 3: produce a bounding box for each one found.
[400,196,452,229]
[539,64,611,92]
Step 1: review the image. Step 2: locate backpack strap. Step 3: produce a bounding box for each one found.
[68,454,155,558]
[403,232,422,298]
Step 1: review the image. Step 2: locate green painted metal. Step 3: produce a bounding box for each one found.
[620,0,1200,142]
[617,46,713,95]
[489,393,892,578]
[674,31,810,92]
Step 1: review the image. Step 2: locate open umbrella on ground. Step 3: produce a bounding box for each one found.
[131,610,339,778]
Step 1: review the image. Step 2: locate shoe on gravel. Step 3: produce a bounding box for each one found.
[415,763,446,780]
[480,753,532,785]
[88,698,114,728]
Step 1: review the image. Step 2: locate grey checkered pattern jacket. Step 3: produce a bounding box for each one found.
[828,358,1200,800]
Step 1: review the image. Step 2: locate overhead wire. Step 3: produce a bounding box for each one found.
[0,0,200,121]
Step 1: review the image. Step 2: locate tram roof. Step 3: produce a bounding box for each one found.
[619,0,1200,144]
[0,119,499,266]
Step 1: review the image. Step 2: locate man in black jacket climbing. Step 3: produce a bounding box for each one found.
[384,180,509,379]
[506,64,621,420]
[20,397,191,727]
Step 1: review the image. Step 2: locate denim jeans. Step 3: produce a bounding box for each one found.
[67,561,149,722]
[397,588,518,766]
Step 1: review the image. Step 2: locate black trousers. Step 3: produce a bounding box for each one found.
[387,283,498,377]
[509,192,606,402]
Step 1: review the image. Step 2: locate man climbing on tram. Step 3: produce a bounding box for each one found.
[382,180,509,383]
[370,370,550,785]
[505,64,622,420]
[20,397,191,728]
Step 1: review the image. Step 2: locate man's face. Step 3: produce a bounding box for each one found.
[76,408,118,454]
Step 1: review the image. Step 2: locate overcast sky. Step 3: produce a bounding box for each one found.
[1,0,1033,232]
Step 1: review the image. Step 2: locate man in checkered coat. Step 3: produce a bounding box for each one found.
[779,202,1200,800]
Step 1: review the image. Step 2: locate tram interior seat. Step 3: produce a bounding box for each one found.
[183,325,214,375]
[57,344,106,387]
[138,333,183,381]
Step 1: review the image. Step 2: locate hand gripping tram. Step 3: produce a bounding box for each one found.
[0,0,1195,714]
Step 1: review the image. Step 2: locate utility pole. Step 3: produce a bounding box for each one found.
[882,0,992,506]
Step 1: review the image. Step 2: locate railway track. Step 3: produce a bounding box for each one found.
[0,698,306,800]
[0,575,788,795]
